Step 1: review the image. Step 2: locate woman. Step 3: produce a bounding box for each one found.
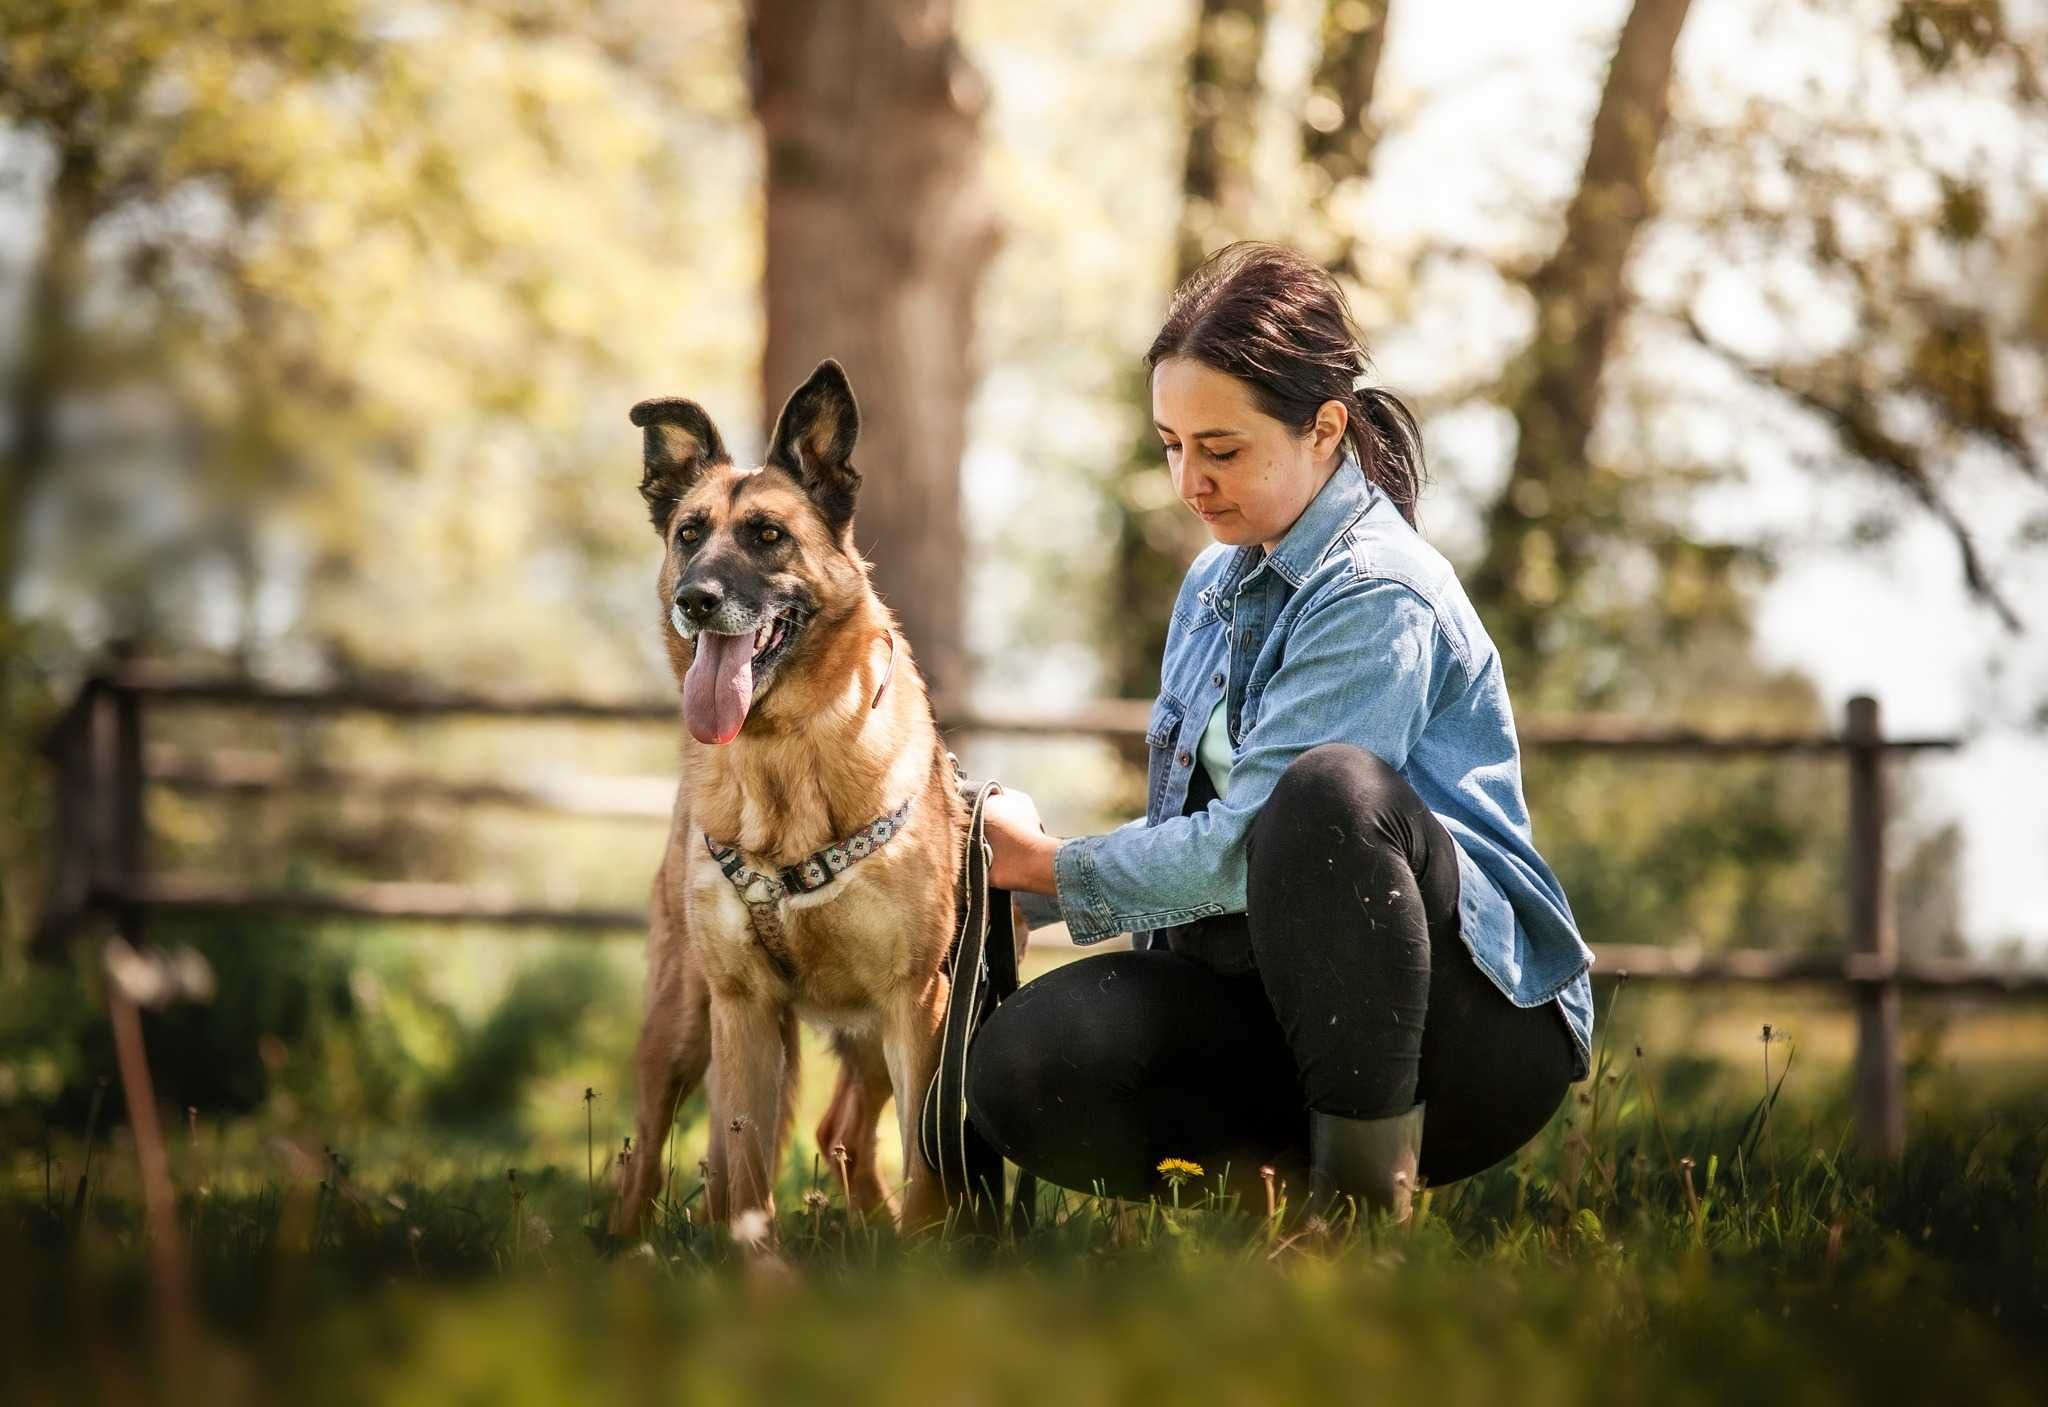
[970,242,1596,1222]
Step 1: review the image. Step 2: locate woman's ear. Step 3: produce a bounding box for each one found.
[1311,399,1350,458]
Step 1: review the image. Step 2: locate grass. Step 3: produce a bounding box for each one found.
[5,976,2047,1405]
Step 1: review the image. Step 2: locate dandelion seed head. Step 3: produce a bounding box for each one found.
[732,1209,772,1247]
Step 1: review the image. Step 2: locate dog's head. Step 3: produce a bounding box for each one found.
[630,359,870,746]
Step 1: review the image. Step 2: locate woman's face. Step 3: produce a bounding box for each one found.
[1152,357,1349,553]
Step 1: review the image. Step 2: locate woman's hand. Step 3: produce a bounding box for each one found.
[980,787,1061,896]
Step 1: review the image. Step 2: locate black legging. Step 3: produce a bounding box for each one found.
[966,743,1578,1199]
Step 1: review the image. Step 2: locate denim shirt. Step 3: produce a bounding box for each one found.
[1051,447,1596,1080]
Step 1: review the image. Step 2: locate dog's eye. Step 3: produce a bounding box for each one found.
[677,527,700,545]
[758,527,782,545]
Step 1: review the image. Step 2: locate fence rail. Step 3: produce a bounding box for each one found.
[35,663,2048,1159]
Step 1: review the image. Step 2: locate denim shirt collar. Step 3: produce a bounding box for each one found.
[1216,443,1377,603]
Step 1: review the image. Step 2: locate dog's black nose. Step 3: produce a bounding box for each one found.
[676,584,723,623]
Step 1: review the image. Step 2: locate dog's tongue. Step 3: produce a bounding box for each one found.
[684,631,754,745]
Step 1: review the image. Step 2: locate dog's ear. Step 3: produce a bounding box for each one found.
[629,397,728,533]
[765,359,861,530]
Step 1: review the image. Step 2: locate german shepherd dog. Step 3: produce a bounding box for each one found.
[613,360,981,1244]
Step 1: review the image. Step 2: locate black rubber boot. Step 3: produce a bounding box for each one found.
[1308,1101,1425,1224]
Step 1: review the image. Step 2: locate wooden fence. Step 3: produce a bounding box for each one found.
[34,663,2048,1158]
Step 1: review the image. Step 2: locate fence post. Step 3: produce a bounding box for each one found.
[114,677,148,943]
[87,672,149,946]
[1846,695,1904,1158]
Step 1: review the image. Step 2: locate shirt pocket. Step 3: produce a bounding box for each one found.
[1144,693,1186,819]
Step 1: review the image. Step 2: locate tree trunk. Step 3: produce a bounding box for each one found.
[1176,0,1269,280]
[1466,0,1696,684]
[750,0,999,701]
[1302,0,1390,200]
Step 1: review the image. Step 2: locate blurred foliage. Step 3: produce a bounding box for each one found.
[0,0,756,692]
[0,912,627,1146]
[0,618,56,952]
[423,952,619,1127]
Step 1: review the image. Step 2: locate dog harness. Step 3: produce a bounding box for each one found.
[703,798,914,979]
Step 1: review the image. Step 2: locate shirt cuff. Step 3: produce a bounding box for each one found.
[1052,835,1122,943]
[1013,887,1064,930]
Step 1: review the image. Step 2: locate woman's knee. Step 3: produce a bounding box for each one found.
[1267,743,1407,823]
[1250,742,1417,867]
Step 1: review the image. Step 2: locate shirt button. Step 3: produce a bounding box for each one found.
[1210,671,1224,688]
[1176,751,1192,768]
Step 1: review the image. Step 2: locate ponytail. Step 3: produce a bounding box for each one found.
[1346,382,1426,530]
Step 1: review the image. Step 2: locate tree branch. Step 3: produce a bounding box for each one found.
[1673,308,2026,634]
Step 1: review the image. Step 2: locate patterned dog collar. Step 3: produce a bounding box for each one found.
[705,797,915,911]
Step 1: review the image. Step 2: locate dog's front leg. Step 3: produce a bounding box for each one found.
[884,972,951,1238]
[707,991,790,1238]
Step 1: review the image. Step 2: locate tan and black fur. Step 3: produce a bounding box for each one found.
[613,360,984,1244]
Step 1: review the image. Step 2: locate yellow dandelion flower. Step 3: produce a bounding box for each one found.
[1155,1157,1204,1179]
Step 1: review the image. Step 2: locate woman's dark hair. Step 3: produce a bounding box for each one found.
[1145,241,1427,528]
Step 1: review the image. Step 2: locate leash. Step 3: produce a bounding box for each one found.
[918,772,1036,1236]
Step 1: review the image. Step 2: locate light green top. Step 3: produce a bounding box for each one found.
[1198,696,1233,797]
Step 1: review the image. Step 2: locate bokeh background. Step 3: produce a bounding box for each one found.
[2,5,2047,1382]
